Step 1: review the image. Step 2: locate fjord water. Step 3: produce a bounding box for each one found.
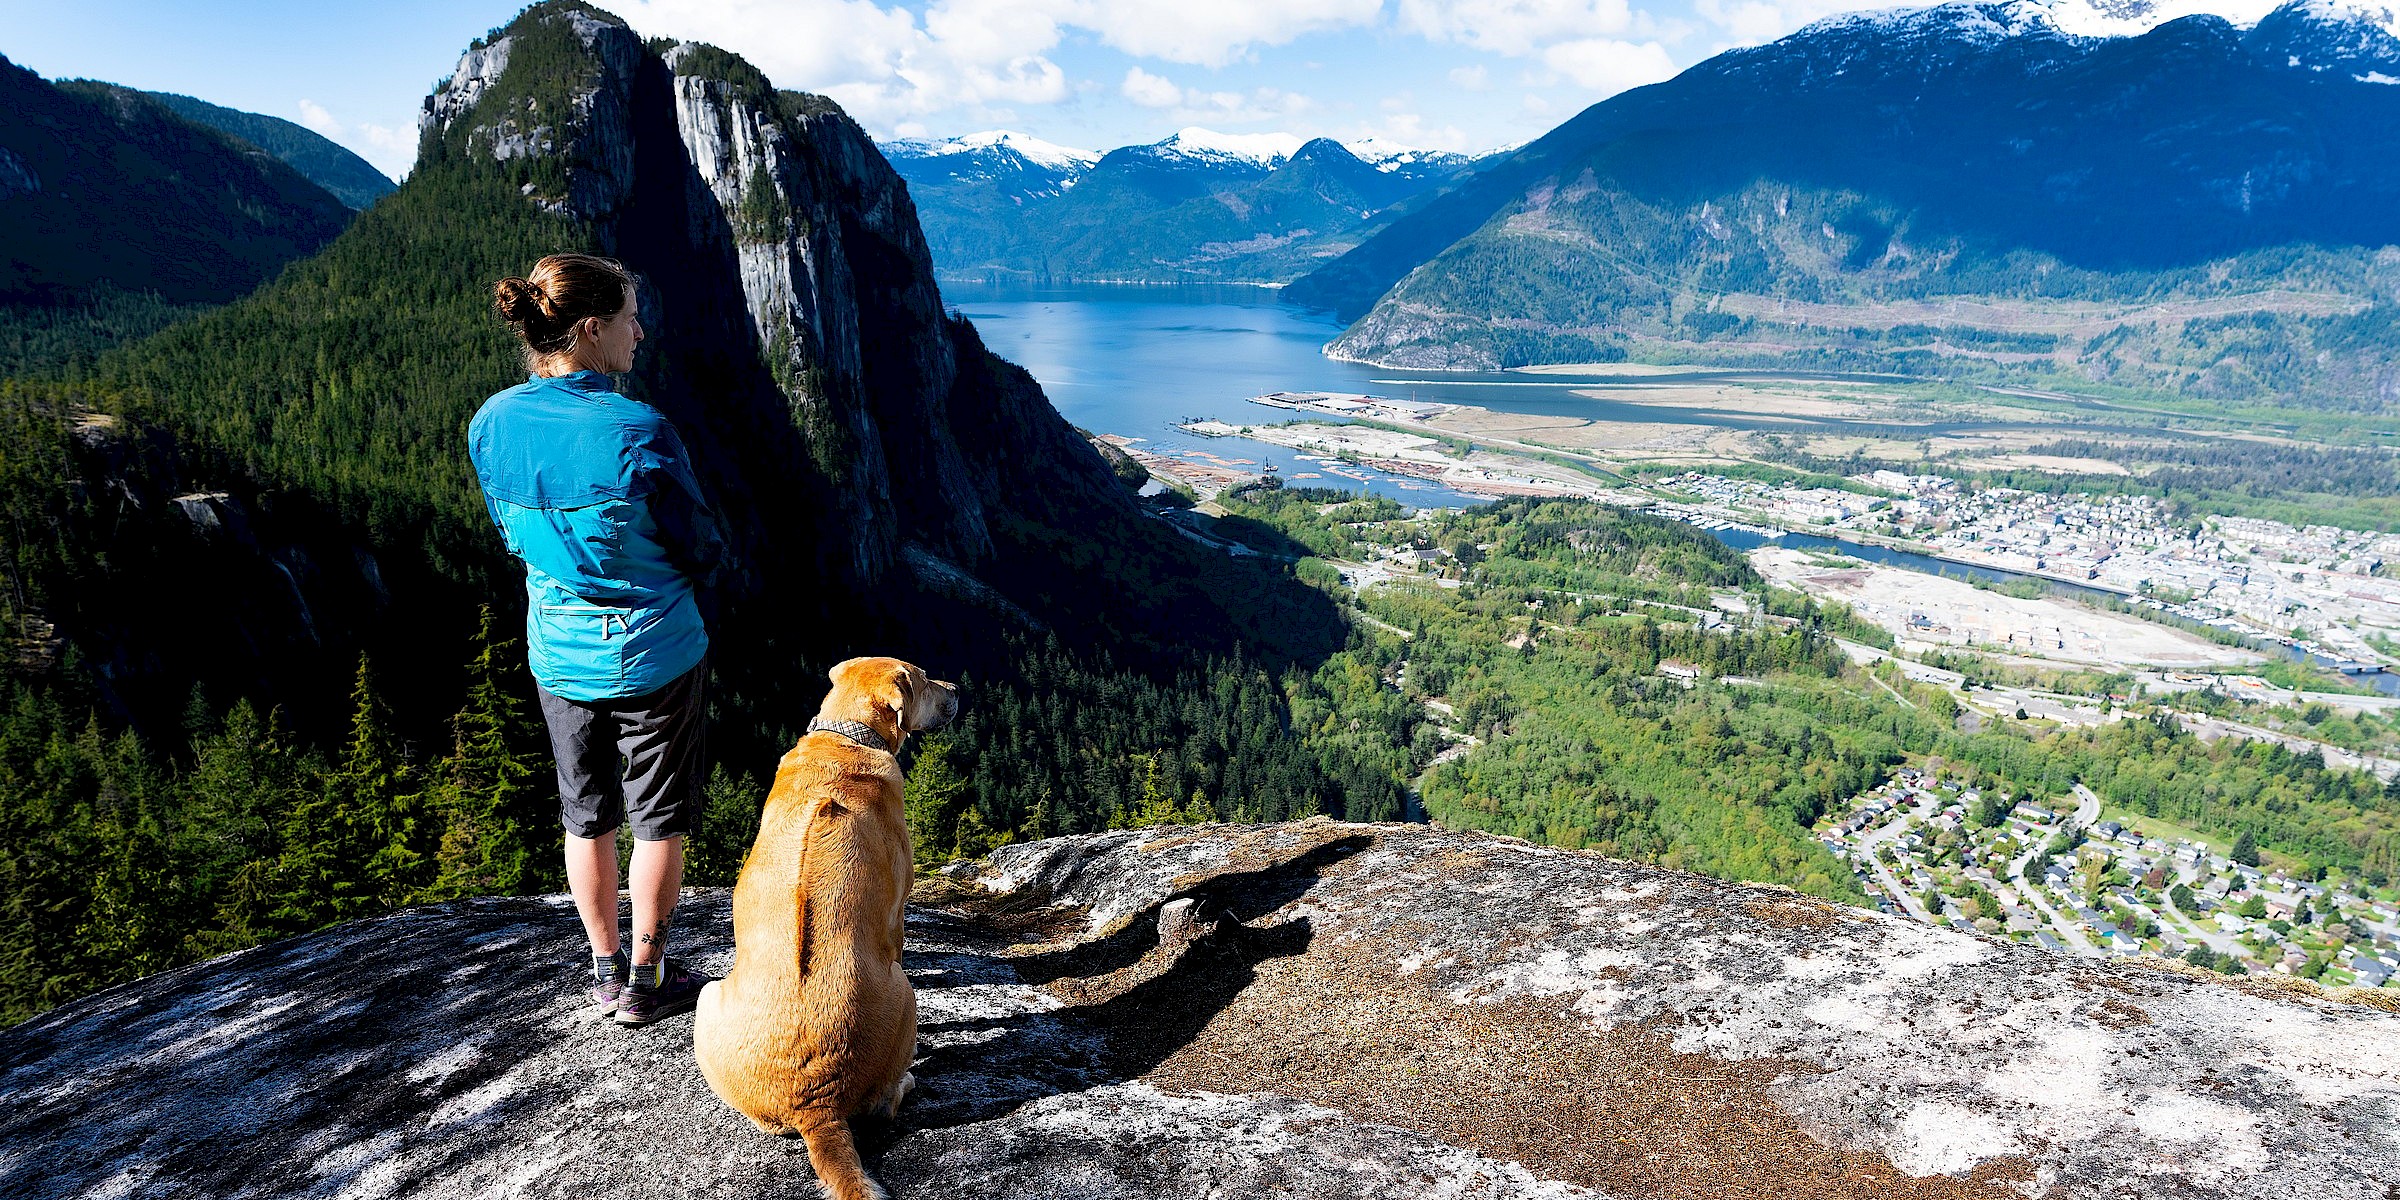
[949,282,1485,503]
[949,282,2047,506]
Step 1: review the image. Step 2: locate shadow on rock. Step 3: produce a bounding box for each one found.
[875,834,1369,1152]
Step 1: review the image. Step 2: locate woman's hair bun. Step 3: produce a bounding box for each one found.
[493,276,550,325]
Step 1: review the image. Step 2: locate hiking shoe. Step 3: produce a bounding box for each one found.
[615,957,708,1026]
[591,964,630,1015]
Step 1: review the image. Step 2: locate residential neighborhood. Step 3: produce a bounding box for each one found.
[1820,770,2400,987]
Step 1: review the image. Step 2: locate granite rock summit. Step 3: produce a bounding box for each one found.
[4,821,2394,1198]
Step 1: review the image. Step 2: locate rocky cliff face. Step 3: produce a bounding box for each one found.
[416,1,1122,592]
[7,821,2393,1198]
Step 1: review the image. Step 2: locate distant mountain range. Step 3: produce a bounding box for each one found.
[0,54,355,307]
[1293,0,2400,409]
[135,90,396,210]
[882,126,1491,283]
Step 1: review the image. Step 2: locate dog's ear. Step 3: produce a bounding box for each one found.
[886,665,914,722]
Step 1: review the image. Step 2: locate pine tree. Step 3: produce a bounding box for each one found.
[901,736,969,871]
[2230,828,2260,867]
[187,702,309,956]
[689,763,761,885]
[424,609,550,900]
[338,656,431,907]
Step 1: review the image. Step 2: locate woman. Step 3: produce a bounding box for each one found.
[469,253,726,1026]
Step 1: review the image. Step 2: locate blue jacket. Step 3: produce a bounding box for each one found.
[467,371,725,702]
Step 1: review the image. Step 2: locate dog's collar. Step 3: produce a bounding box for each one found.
[807,717,892,754]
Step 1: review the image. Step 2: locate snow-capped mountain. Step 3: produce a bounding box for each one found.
[1135,127,1307,170]
[886,129,1098,172]
[880,127,1486,284]
[883,130,1097,200]
[1813,0,2396,39]
[1296,0,2400,401]
[1796,0,2400,70]
[1340,139,1483,178]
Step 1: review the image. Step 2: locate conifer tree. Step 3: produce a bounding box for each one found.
[2231,828,2261,867]
[902,736,969,870]
[688,764,761,886]
[337,656,432,907]
[425,608,550,900]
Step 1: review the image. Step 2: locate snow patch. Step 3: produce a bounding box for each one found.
[888,129,1098,170]
[1151,127,1305,167]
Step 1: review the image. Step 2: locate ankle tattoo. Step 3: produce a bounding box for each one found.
[637,907,676,954]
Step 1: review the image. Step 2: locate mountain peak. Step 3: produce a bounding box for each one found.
[1151,127,1306,167]
[1805,0,2400,43]
[889,129,1098,171]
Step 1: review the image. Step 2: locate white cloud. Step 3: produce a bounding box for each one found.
[1179,85,1314,125]
[1120,67,1312,125]
[1448,63,1491,90]
[1540,37,1677,92]
[1395,0,1646,56]
[352,121,418,181]
[1348,109,1478,152]
[1122,66,1185,108]
[1074,0,1384,66]
[296,99,342,137]
[290,99,411,182]
[600,0,1382,132]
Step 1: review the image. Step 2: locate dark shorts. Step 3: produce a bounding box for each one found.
[536,657,707,841]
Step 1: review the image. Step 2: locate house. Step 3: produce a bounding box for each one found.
[2096,821,2124,840]
[2354,958,2394,988]
[2035,932,2064,952]
[2215,912,2248,934]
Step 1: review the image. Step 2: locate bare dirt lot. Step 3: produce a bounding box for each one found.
[1751,547,2262,670]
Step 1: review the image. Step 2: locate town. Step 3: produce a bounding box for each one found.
[1819,769,2400,987]
[1659,471,2400,671]
[1157,390,2400,676]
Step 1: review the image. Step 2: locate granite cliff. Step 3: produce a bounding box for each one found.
[411,2,1123,593]
[44,0,1311,746]
[5,821,2393,1198]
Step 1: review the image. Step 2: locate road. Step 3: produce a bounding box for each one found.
[1851,810,1938,924]
[2069,783,2101,830]
[2158,878,2243,958]
[2005,834,2096,955]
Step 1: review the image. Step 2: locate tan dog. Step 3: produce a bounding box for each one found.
[694,656,959,1200]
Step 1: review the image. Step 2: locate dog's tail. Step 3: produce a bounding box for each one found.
[798,1110,885,1200]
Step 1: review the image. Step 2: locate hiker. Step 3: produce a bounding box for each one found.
[469,253,727,1026]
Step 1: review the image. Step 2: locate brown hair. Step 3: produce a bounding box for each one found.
[492,253,638,368]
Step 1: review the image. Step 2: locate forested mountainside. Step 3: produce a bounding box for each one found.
[886,129,1481,283]
[0,2,1399,1023]
[137,90,397,209]
[0,55,356,374]
[1296,0,2400,408]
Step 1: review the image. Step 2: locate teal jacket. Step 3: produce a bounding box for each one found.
[468,371,725,702]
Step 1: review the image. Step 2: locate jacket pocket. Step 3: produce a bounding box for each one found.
[531,602,635,695]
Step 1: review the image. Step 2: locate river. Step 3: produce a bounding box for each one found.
[958,283,2393,692]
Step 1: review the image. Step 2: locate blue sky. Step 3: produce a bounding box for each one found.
[1,0,1882,178]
